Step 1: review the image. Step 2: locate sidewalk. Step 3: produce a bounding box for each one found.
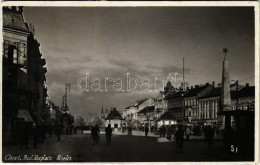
[113,130,223,141]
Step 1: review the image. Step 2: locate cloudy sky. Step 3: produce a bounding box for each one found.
[23,7,255,121]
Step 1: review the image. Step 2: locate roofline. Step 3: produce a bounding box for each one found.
[3,27,30,36]
[199,96,220,101]
[183,96,197,100]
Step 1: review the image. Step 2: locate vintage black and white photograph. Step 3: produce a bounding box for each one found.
[1,3,259,163]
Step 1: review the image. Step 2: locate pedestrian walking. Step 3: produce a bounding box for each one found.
[128,126,132,136]
[19,120,29,149]
[175,125,184,153]
[55,123,61,142]
[207,126,214,150]
[32,123,39,148]
[48,125,53,137]
[145,126,149,137]
[73,126,77,135]
[105,124,112,144]
[95,124,100,144]
[185,126,191,141]
[91,126,98,145]
[151,126,154,133]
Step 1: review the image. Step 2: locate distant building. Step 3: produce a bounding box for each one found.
[164,90,184,123]
[137,105,156,128]
[183,83,213,124]
[74,115,86,127]
[157,111,177,127]
[105,108,124,129]
[154,81,174,119]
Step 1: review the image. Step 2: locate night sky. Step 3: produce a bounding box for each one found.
[23,7,255,121]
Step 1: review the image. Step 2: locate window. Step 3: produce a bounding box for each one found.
[8,45,17,64]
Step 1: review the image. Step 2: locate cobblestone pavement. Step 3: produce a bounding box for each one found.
[2,132,252,162]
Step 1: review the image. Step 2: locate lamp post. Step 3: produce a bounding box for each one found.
[64,83,70,112]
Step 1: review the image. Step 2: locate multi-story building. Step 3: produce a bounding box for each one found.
[137,105,156,128]
[27,32,48,120]
[183,83,214,124]
[197,87,221,126]
[2,6,48,143]
[164,90,184,123]
[196,83,254,126]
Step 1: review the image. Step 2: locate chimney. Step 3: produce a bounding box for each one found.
[186,87,189,90]
[195,85,199,88]
[206,83,209,86]
[191,86,193,89]
[18,6,23,12]
[246,83,249,88]
[212,81,215,87]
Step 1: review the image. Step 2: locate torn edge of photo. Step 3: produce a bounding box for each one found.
[0,1,259,165]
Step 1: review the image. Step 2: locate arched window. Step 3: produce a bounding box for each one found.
[8,45,18,64]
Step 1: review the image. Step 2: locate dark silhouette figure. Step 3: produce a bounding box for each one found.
[175,125,184,153]
[91,125,100,144]
[73,126,77,135]
[19,121,29,149]
[32,123,39,148]
[151,126,154,133]
[95,125,100,143]
[204,125,214,150]
[159,125,166,137]
[223,126,233,151]
[128,126,132,136]
[55,123,61,142]
[145,126,149,137]
[48,125,53,137]
[166,126,173,140]
[81,126,84,134]
[105,124,112,144]
[185,126,191,141]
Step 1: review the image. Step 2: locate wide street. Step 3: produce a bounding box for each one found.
[2,131,245,162]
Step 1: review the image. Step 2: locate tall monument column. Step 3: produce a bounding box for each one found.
[219,48,232,131]
[221,48,231,111]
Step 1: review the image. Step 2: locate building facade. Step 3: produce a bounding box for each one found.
[2,7,48,143]
[183,83,213,124]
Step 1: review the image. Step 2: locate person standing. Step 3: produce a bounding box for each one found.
[32,123,39,148]
[175,125,184,153]
[185,126,191,141]
[91,126,97,145]
[95,124,100,144]
[207,126,214,150]
[105,124,112,144]
[55,123,61,142]
[145,126,149,137]
[128,126,132,136]
[19,121,29,149]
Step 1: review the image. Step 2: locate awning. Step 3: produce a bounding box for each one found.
[17,109,34,122]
